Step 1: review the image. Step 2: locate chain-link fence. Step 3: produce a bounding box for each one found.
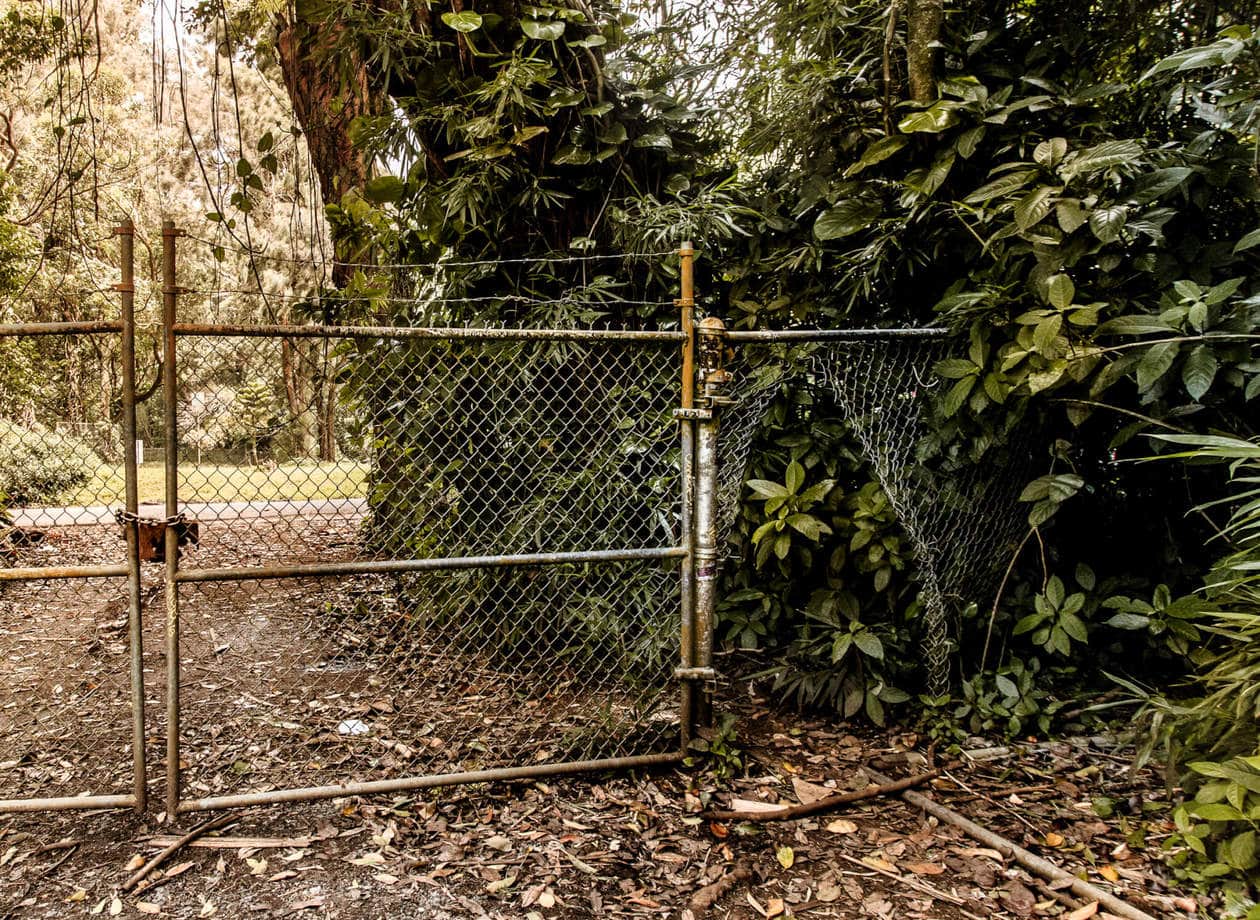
[164,326,690,812]
[0,322,146,813]
[1,225,1037,820]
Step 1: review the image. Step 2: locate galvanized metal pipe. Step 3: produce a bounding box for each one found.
[725,328,950,342]
[677,241,698,748]
[0,564,129,581]
[161,220,182,818]
[175,546,687,584]
[692,317,728,728]
[0,794,137,814]
[116,218,147,814]
[0,321,124,337]
[171,322,685,343]
[176,752,683,813]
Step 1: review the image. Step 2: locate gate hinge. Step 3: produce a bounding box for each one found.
[675,666,717,681]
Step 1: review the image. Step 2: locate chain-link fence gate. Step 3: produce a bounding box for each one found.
[0,221,146,814]
[3,222,1027,819]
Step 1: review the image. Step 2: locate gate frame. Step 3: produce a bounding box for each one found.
[0,220,147,815]
[158,225,710,814]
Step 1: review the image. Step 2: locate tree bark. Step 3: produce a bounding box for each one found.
[905,0,944,103]
[274,12,382,288]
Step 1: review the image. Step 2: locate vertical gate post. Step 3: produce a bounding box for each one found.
[677,241,698,747]
[161,220,183,818]
[692,316,729,728]
[115,218,146,813]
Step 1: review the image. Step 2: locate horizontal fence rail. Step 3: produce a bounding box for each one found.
[2,217,968,820]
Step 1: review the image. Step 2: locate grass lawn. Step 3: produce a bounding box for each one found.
[73,460,368,505]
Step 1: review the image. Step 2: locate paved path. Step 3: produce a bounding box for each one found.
[11,498,368,528]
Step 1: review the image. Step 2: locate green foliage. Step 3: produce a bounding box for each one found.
[0,420,101,505]
[686,712,745,782]
[705,0,1259,737]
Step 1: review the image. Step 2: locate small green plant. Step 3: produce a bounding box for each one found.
[686,713,745,782]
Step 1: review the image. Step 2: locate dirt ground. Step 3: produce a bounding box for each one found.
[1,511,1204,919]
[2,691,1203,920]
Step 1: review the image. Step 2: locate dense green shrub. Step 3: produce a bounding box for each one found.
[0,419,102,505]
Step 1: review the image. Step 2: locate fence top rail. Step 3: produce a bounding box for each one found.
[724,327,952,342]
[170,322,686,343]
[0,320,124,337]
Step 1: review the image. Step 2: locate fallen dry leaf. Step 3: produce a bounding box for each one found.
[136,903,160,915]
[825,819,858,835]
[905,861,945,875]
[1045,832,1066,847]
[1066,902,1099,920]
[729,798,783,814]
[1098,865,1120,883]
[791,777,832,805]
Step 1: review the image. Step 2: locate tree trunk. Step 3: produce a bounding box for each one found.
[274,12,382,288]
[281,338,317,458]
[905,0,944,103]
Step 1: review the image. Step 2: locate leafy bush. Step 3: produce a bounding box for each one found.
[0,419,102,505]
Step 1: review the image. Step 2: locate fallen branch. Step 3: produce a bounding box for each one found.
[704,767,943,822]
[123,814,238,892]
[866,767,1159,920]
[688,861,753,917]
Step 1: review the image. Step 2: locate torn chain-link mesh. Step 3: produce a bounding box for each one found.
[812,338,1034,695]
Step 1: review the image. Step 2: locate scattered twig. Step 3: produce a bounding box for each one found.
[0,841,80,920]
[123,814,238,892]
[142,834,312,851]
[687,861,753,917]
[836,852,965,906]
[866,766,1160,920]
[704,767,944,822]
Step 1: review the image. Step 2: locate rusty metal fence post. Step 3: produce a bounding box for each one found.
[676,242,698,747]
[114,218,147,813]
[691,317,729,728]
[161,219,183,818]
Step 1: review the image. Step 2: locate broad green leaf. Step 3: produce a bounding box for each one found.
[522,18,565,39]
[941,376,976,416]
[786,514,830,541]
[1136,340,1178,391]
[1235,228,1260,254]
[853,631,884,660]
[963,170,1036,204]
[1014,185,1057,230]
[935,358,978,379]
[845,135,908,176]
[1060,140,1144,181]
[631,132,673,149]
[1089,206,1127,243]
[747,479,790,499]
[897,100,960,134]
[785,460,805,494]
[363,175,405,204]
[1182,345,1218,401]
[1033,137,1067,168]
[1131,167,1193,203]
[814,200,882,241]
[1106,612,1150,630]
[1047,274,1075,309]
[1096,316,1176,335]
[441,10,484,31]
[1056,199,1087,233]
